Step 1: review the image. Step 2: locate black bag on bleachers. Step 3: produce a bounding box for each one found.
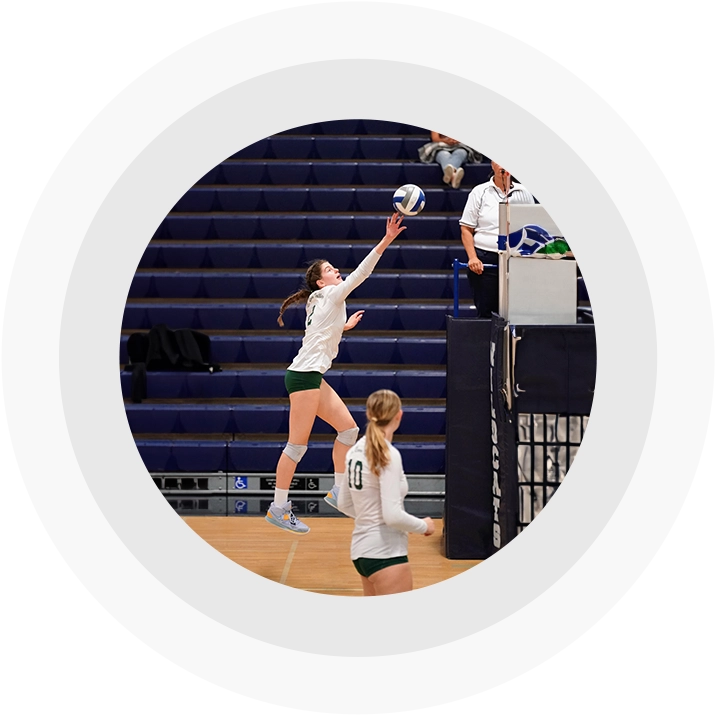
[126,323,221,403]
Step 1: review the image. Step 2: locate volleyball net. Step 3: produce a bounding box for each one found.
[488,316,596,550]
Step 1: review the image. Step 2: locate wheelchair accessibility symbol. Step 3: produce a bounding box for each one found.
[234,476,248,490]
[234,501,248,514]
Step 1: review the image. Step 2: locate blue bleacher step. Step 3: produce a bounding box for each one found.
[171,186,471,213]
[227,136,430,161]
[195,161,492,187]
[125,403,445,436]
[136,438,445,474]
[153,213,462,242]
[120,368,446,400]
[128,270,472,300]
[120,334,447,365]
[139,242,468,271]
[122,301,473,332]
[274,120,430,136]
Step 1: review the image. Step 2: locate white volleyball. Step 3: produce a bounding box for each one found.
[392,184,426,216]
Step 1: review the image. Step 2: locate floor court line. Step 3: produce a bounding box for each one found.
[280,540,299,584]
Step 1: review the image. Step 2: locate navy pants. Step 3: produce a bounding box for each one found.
[466,249,499,318]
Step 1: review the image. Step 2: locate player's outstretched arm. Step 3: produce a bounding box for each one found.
[375,212,407,255]
[331,214,407,302]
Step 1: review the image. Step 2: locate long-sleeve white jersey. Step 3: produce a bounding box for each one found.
[337,437,428,560]
[288,249,381,374]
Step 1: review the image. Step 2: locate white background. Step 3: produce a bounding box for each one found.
[0,0,713,713]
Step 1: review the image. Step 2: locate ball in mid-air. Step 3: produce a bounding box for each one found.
[392,184,426,216]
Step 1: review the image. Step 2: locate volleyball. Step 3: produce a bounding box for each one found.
[392,184,426,216]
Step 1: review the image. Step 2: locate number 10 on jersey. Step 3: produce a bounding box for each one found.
[347,459,363,490]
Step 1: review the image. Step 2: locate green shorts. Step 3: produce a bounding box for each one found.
[284,369,323,394]
[352,556,409,578]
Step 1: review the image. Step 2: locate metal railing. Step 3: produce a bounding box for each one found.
[452,258,496,317]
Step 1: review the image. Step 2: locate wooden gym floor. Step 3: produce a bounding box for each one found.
[184,516,482,596]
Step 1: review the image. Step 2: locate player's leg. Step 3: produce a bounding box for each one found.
[276,387,321,490]
[317,378,358,474]
[368,562,413,595]
[352,560,377,596]
[266,386,321,534]
[316,379,358,509]
[360,576,377,597]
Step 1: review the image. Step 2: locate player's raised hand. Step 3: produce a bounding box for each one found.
[384,212,407,241]
[375,212,407,255]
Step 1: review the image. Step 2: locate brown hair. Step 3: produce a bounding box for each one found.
[277,259,327,327]
[364,389,402,476]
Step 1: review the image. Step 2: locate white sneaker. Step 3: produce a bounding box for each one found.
[452,166,464,189]
[442,164,455,185]
[324,484,340,510]
[265,501,310,534]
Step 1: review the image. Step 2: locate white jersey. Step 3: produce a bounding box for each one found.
[288,249,381,374]
[337,437,428,560]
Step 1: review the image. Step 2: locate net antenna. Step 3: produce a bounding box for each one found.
[498,168,511,319]
[498,168,512,408]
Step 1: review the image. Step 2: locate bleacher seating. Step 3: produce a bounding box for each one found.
[136,439,445,474]
[127,271,472,300]
[120,334,447,365]
[120,369,447,400]
[138,242,467,270]
[125,403,445,436]
[123,119,488,515]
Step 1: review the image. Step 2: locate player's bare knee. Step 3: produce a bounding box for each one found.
[282,442,308,464]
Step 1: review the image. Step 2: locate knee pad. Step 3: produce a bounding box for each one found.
[336,426,359,447]
[282,442,308,464]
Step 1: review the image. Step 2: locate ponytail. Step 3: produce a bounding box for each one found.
[276,259,328,327]
[365,420,391,476]
[277,289,310,327]
[364,390,402,475]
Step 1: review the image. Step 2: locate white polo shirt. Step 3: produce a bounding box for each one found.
[459,178,535,252]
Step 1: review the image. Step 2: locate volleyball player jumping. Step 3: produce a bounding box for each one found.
[265,213,407,534]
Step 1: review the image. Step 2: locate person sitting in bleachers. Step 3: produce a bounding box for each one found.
[418,131,482,189]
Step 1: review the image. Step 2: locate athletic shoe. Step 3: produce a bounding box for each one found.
[442,164,455,185]
[452,166,464,189]
[324,484,340,510]
[265,501,310,534]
